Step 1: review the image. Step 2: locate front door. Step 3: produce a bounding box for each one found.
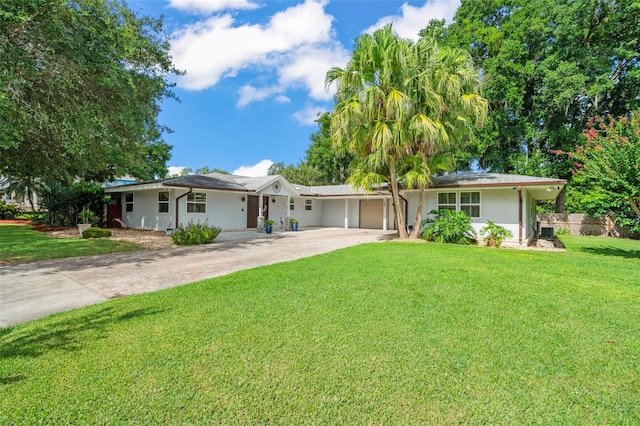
[247,196,269,228]
[106,197,123,228]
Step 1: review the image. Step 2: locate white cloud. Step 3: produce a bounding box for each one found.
[167,165,188,176]
[274,95,291,103]
[293,105,327,126]
[232,159,274,177]
[364,0,461,41]
[279,43,350,101]
[169,0,259,14]
[171,0,334,91]
[237,85,283,108]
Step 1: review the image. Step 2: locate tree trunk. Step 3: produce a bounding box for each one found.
[389,162,408,239]
[408,187,425,239]
[554,186,566,213]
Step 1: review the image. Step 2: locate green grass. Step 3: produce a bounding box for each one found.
[1,237,639,424]
[0,224,140,264]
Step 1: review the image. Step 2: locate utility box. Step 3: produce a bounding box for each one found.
[540,227,555,238]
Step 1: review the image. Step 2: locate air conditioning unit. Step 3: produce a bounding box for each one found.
[540,227,555,238]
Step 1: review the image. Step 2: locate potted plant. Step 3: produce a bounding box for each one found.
[290,218,299,231]
[264,218,275,234]
[480,221,513,247]
[77,207,95,235]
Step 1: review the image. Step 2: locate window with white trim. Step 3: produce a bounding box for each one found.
[289,198,295,211]
[125,194,134,212]
[187,192,206,213]
[158,191,169,213]
[305,199,312,211]
[460,192,480,218]
[437,192,456,211]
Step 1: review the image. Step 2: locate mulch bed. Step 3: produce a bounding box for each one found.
[0,219,32,225]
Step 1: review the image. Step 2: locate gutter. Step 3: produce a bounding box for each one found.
[175,188,192,229]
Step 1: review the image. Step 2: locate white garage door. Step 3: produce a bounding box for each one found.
[360,199,384,229]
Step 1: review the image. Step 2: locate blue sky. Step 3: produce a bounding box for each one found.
[127,0,461,176]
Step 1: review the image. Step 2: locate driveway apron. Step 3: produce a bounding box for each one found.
[0,228,395,327]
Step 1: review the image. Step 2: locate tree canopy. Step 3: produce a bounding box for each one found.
[0,0,180,184]
[444,0,640,179]
[327,25,487,239]
[566,112,640,233]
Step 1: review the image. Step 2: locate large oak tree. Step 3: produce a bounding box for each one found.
[0,0,180,183]
[445,0,640,185]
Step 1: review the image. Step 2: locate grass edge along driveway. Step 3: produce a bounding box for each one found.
[0,236,639,424]
[0,224,140,264]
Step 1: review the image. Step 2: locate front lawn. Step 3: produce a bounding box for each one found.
[1,237,638,424]
[0,224,140,264]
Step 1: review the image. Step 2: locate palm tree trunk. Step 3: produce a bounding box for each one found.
[389,162,408,239]
[409,187,425,239]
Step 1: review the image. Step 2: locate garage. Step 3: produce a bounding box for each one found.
[359,199,384,229]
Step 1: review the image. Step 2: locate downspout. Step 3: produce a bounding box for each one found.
[517,185,523,245]
[175,188,192,229]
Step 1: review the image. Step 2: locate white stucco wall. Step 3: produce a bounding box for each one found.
[320,199,361,228]
[121,189,175,231]
[289,197,323,227]
[403,188,523,242]
[178,190,247,230]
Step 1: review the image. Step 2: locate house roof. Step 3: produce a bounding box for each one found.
[104,174,248,192]
[430,173,566,188]
[104,172,566,200]
[162,174,248,191]
[294,184,387,197]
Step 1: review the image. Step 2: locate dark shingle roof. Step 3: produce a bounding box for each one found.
[431,173,566,188]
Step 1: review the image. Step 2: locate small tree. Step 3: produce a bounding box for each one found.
[572,112,640,222]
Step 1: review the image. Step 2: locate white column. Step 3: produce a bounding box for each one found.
[285,195,291,230]
[344,199,349,229]
[257,192,264,231]
[383,198,388,231]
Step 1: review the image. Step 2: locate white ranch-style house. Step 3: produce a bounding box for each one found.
[104,172,566,245]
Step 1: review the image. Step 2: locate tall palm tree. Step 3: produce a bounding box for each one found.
[326,25,487,238]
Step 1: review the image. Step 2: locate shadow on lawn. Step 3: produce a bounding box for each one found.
[576,245,640,260]
[0,305,167,365]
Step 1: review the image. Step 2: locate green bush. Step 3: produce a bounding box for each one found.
[479,220,514,247]
[420,209,477,244]
[82,227,112,239]
[172,220,221,245]
[0,200,22,219]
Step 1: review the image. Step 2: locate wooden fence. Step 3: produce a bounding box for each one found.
[536,213,631,238]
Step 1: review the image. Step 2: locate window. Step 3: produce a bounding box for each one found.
[305,199,312,211]
[187,192,206,213]
[437,191,481,218]
[460,192,480,218]
[125,194,134,212]
[437,192,456,211]
[158,191,169,213]
[289,198,295,211]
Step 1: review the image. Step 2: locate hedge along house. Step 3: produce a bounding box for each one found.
[103,172,565,245]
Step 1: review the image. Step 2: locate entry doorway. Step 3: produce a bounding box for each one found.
[247,195,269,228]
[106,196,123,228]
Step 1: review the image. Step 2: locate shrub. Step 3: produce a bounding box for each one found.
[0,200,22,219]
[420,209,477,244]
[172,220,221,245]
[480,221,514,247]
[82,227,112,238]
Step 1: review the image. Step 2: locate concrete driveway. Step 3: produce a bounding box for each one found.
[0,228,395,327]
